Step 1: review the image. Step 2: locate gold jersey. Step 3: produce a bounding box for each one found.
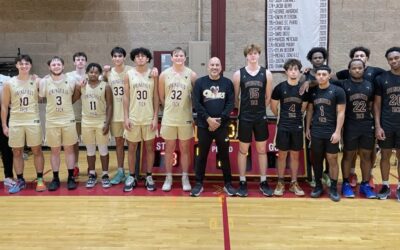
[81,81,107,128]
[162,67,193,126]
[40,75,76,128]
[127,68,155,125]
[8,76,40,126]
[108,65,133,122]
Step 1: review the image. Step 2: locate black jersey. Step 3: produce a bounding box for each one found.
[375,71,400,132]
[336,66,385,83]
[332,79,374,134]
[271,81,307,131]
[308,83,346,139]
[238,67,268,122]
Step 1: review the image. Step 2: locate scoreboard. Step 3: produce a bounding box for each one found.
[139,116,306,178]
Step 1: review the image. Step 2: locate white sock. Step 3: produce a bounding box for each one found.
[397,182,400,189]
[382,181,389,187]
[350,168,356,174]
[102,171,108,177]
[260,175,267,182]
[166,173,172,178]
[182,172,188,177]
[89,170,96,175]
[239,176,246,182]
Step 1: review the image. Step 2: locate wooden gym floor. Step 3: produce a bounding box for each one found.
[1,150,400,250]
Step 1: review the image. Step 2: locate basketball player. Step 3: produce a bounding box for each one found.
[104,47,133,185]
[271,59,307,196]
[302,47,331,187]
[374,47,400,201]
[66,52,87,178]
[191,57,236,197]
[306,65,346,202]
[78,63,113,189]
[1,55,45,193]
[159,47,197,192]
[333,59,376,199]
[39,56,79,191]
[335,46,384,188]
[123,47,159,192]
[233,44,273,197]
[0,74,14,188]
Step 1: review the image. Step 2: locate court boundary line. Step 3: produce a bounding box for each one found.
[220,195,231,250]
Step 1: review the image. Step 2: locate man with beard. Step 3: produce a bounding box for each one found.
[39,56,80,191]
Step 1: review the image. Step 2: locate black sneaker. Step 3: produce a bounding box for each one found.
[259,181,273,197]
[329,187,341,202]
[310,186,323,198]
[67,177,77,190]
[190,182,203,197]
[236,181,248,197]
[223,183,236,196]
[48,178,60,191]
[377,185,391,200]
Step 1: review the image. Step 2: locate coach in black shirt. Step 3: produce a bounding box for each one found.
[190,57,236,197]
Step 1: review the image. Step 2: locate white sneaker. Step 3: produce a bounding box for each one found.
[4,177,16,188]
[162,176,172,192]
[182,175,191,191]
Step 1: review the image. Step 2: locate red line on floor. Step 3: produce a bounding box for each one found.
[220,195,231,250]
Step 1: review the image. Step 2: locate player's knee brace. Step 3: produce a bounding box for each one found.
[86,144,96,156]
[98,144,109,156]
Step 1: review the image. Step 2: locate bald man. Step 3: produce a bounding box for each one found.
[191,57,236,197]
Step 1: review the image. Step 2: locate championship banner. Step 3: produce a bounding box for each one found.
[266,0,329,71]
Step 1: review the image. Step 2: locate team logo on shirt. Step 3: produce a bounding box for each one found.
[203,86,225,101]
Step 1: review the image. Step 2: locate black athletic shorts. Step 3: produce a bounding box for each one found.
[238,120,269,143]
[311,136,339,154]
[343,132,375,151]
[275,129,303,151]
[378,131,400,149]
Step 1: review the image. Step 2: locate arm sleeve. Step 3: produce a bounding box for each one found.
[271,83,280,101]
[336,87,346,104]
[374,76,382,96]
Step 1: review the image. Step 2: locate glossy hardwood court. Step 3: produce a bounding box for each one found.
[1,150,400,249]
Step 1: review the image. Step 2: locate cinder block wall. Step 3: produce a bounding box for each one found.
[0,0,399,81]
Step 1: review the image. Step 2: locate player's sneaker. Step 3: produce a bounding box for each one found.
[182,175,191,191]
[329,187,341,202]
[86,174,97,188]
[73,166,80,178]
[8,179,26,194]
[48,178,60,191]
[310,186,323,198]
[162,176,173,192]
[190,183,203,197]
[377,185,391,200]
[349,173,358,188]
[341,182,355,198]
[3,177,16,188]
[123,176,137,192]
[35,178,47,192]
[274,181,285,196]
[289,181,305,196]
[260,181,273,197]
[236,181,248,197]
[223,183,236,196]
[110,168,125,185]
[67,177,77,190]
[145,175,156,191]
[101,174,111,188]
[359,183,376,199]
